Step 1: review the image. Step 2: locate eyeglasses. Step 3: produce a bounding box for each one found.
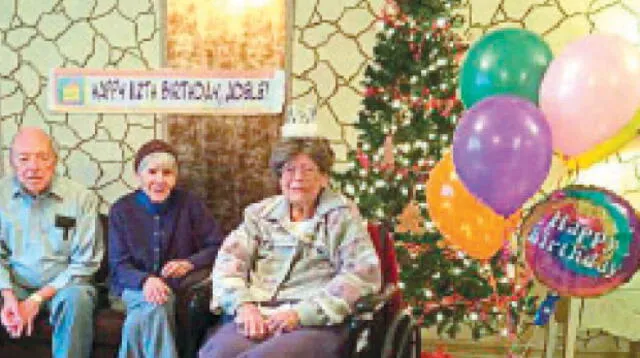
[281,164,320,177]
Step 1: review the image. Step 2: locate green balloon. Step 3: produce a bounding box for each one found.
[460,28,553,108]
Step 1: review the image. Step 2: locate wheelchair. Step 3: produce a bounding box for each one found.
[187,222,421,358]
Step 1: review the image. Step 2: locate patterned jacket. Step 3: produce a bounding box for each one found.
[210,188,381,326]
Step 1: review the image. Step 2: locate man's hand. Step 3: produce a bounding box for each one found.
[235,303,269,340]
[1,289,23,338]
[142,276,171,305]
[18,297,41,336]
[267,309,300,335]
[160,260,194,279]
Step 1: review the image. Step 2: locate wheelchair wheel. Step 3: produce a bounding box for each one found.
[381,311,421,358]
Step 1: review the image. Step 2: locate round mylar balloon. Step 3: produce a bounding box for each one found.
[523,185,640,297]
[426,153,521,260]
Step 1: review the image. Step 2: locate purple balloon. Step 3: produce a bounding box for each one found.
[453,95,552,216]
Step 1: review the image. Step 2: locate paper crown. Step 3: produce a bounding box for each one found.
[281,105,319,138]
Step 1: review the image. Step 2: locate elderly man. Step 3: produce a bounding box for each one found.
[0,127,103,358]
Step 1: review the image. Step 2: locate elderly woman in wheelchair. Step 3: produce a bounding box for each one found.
[198,137,382,358]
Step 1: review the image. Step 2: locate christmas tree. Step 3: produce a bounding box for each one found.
[334,0,536,340]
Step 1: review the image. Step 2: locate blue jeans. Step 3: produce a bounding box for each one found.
[8,284,97,358]
[118,289,177,358]
[48,284,96,358]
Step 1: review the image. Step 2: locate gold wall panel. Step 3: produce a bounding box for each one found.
[165,0,285,232]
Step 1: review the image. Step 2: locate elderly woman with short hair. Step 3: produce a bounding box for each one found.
[198,137,381,358]
[109,139,223,358]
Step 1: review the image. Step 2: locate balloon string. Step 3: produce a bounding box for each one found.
[499,227,516,340]
[566,159,581,185]
[533,292,560,326]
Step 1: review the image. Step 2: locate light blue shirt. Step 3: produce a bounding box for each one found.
[0,175,103,291]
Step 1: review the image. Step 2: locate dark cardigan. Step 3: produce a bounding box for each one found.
[108,188,223,296]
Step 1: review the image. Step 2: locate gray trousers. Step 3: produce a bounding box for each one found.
[198,320,349,358]
[118,289,178,358]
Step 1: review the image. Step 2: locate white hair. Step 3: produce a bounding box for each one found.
[137,152,178,174]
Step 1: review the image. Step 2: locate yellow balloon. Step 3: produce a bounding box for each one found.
[566,109,640,170]
[541,154,572,193]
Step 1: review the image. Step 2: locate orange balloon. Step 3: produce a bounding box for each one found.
[426,153,520,260]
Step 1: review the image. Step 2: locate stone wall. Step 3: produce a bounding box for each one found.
[0,0,161,211]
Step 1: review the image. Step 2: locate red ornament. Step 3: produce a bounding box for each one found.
[423,301,439,313]
[422,345,453,358]
[364,86,377,97]
[425,98,443,111]
[441,97,457,117]
[412,97,423,108]
[356,149,370,169]
[441,294,461,306]
[413,49,422,62]
[409,41,423,61]
[382,134,395,170]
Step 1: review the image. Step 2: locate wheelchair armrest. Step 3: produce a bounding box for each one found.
[187,277,214,315]
[182,276,221,358]
[95,282,111,309]
[353,283,399,317]
[348,283,398,332]
[344,283,398,356]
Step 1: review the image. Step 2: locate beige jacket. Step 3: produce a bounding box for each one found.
[210,189,381,326]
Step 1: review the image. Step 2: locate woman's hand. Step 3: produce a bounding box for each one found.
[142,276,171,304]
[267,309,300,335]
[160,259,194,278]
[235,303,269,340]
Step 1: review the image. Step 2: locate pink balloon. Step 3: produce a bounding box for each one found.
[540,34,640,157]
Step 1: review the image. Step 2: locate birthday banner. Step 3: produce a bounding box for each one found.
[48,68,285,115]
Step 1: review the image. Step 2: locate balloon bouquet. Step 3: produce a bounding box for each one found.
[426,28,640,327]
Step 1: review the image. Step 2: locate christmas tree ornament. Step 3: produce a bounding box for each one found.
[356,148,370,169]
[423,345,453,358]
[396,200,426,235]
[382,134,395,169]
[364,86,377,97]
